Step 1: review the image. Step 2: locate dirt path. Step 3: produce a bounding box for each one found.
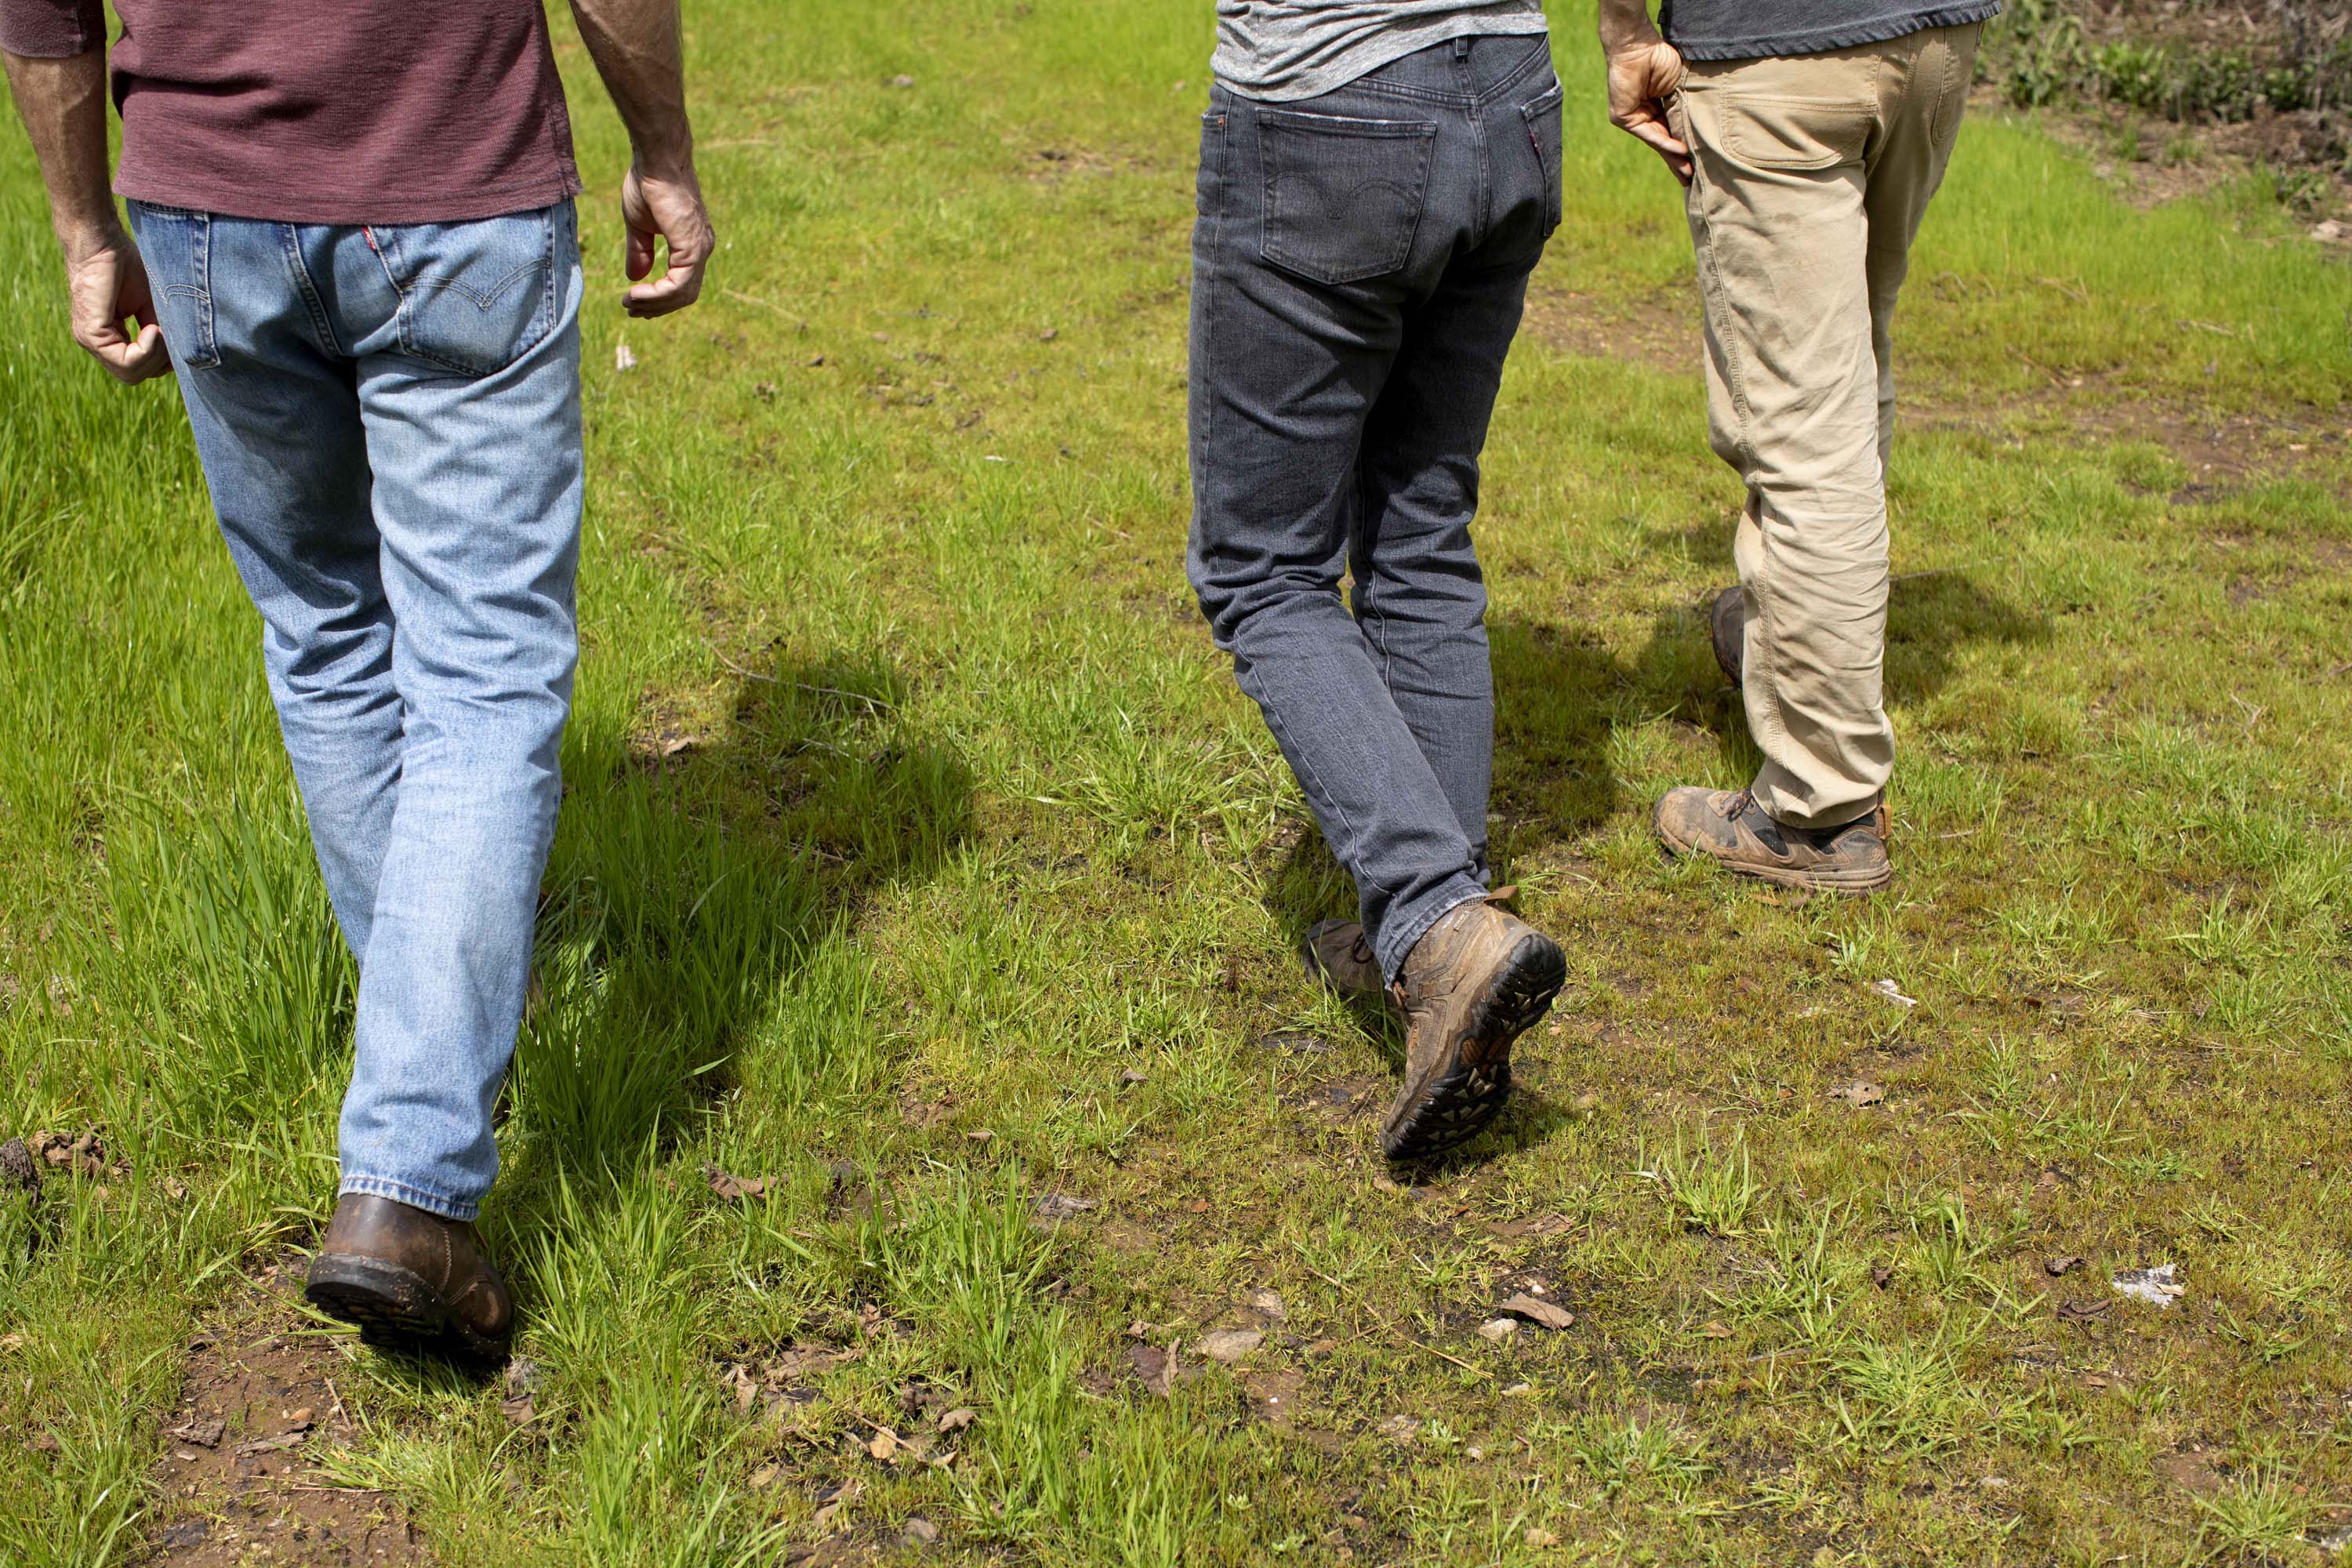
[141,1262,432,1568]
[1519,282,2348,493]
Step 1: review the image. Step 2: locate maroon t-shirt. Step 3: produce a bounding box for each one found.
[0,0,583,224]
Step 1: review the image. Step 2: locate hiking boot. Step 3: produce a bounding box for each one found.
[306,1193,514,1362]
[1381,901,1566,1162]
[1653,787,1892,895]
[1301,919,1386,1005]
[1708,584,1744,687]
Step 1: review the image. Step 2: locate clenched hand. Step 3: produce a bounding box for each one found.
[1606,38,1691,186]
[620,163,714,318]
[66,228,171,383]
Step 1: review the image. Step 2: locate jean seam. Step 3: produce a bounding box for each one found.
[280,226,346,358]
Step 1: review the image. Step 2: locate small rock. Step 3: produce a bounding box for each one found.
[890,74,916,88]
[1029,1193,1096,1225]
[0,1137,37,1193]
[901,1515,940,1546]
[1525,1527,1559,1548]
[1199,1329,1262,1363]
[1120,1067,1148,1085]
[1478,1317,1519,1342]
[2045,1254,2083,1277]
[1244,1288,1287,1322]
[1376,1414,1419,1442]
[165,1417,225,1449]
[1835,1080,1886,1109]
[2314,219,2348,244]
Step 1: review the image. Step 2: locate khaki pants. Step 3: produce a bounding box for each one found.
[1671,23,1980,829]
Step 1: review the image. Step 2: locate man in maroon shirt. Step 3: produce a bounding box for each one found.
[4,0,713,1361]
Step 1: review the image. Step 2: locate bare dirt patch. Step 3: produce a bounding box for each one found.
[1519,285,1700,373]
[143,1261,431,1568]
[1521,285,2345,492]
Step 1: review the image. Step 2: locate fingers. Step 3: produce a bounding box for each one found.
[625,220,659,283]
[82,319,172,384]
[623,256,706,318]
[1628,119,1694,184]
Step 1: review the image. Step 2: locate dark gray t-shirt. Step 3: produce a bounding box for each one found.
[1214,1,1548,100]
[1659,0,1998,61]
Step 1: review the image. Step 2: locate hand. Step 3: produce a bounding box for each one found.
[619,162,713,318]
[63,227,170,383]
[1606,38,1692,186]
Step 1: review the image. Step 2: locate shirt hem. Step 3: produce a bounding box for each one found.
[112,167,585,227]
[1667,4,1998,62]
[1216,13,1550,103]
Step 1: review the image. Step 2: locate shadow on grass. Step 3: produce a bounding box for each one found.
[480,644,971,1294]
[1493,571,2049,851]
[1247,571,2045,1169]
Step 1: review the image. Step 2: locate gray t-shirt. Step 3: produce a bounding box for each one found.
[1660,0,1998,61]
[1214,1,1549,101]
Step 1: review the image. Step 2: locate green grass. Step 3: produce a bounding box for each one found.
[4,1,2350,1562]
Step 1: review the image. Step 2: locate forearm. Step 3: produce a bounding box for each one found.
[567,0,694,176]
[3,47,120,258]
[1596,0,1663,53]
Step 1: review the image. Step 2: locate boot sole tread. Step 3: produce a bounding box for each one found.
[1382,933,1566,1163]
[307,1255,510,1364]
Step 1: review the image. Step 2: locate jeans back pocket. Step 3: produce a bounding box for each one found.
[125,201,220,370]
[1257,109,1437,286]
[368,202,565,378]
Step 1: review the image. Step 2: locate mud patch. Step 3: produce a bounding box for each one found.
[1519,285,1700,373]
[146,1261,431,1567]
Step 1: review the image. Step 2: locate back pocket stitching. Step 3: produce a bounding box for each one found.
[1257,111,1438,287]
[1722,95,1875,172]
[379,209,559,376]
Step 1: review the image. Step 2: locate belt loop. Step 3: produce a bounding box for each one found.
[1454,36,1472,60]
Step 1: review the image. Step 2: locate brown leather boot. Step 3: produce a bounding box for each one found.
[1381,901,1566,1162]
[306,1194,514,1362]
[1653,787,1892,894]
[1301,919,1385,1004]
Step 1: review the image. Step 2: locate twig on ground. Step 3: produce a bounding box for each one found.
[1305,1265,1489,1379]
[713,648,897,710]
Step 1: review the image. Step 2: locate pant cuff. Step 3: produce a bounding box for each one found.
[1374,873,1492,985]
[339,1174,481,1224]
[1749,777,1883,833]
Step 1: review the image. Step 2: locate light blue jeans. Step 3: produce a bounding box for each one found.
[129,199,584,1222]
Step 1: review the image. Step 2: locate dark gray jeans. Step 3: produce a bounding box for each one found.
[1187,34,1563,980]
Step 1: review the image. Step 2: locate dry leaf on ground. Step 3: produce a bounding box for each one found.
[1496,1293,1573,1331]
[703,1165,769,1201]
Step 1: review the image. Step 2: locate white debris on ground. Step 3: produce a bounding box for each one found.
[2111,1262,2186,1308]
[1869,978,1918,1009]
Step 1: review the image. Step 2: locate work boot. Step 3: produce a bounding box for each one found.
[1301,919,1385,1005]
[1381,901,1566,1163]
[1653,787,1892,895]
[306,1193,514,1362]
[1708,584,1744,688]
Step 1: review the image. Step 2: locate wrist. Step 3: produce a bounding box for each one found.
[53,209,127,263]
[1596,2,1664,53]
[630,137,698,187]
